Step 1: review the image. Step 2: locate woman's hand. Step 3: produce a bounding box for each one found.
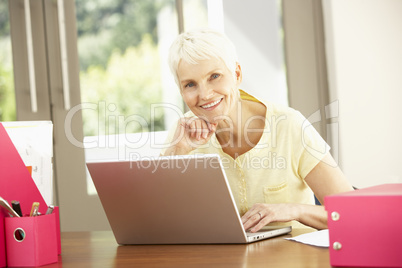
[241,203,298,232]
[241,203,327,232]
[163,117,217,156]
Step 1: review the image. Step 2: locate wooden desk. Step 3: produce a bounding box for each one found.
[47,229,330,268]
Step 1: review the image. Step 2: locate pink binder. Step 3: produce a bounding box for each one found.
[0,123,58,267]
[325,184,402,267]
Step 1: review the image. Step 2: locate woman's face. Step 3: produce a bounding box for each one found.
[177,58,242,124]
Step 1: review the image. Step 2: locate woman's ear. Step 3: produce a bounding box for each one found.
[235,62,242,83]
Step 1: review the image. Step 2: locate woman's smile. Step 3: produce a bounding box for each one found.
[200,98,223,110]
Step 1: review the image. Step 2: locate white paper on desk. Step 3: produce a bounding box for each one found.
[2,121,53,205]
[285,229,329,247]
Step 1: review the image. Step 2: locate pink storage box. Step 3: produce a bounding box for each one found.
[5,213,58,267]
[325,184,402,267]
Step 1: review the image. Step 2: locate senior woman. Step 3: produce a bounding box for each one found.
[161,28,353,232]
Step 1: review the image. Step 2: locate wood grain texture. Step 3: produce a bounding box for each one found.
[45,229,330,268]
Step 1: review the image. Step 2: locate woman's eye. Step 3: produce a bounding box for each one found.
[211,74,220,79]
[185,82,195,88]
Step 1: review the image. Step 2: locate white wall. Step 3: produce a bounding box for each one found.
[323,0,402,188]
[222,0,288,106]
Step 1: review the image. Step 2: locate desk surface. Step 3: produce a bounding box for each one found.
[48,229,330,268]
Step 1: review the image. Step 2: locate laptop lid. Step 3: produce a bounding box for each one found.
[87,154,290,244]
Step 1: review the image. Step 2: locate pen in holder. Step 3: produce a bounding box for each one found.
[5,213,58,267]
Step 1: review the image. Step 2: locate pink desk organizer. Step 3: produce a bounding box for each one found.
[0,123,61,267]
[5,214,58,267]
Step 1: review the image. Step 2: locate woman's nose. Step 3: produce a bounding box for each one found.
[199,84,214,100]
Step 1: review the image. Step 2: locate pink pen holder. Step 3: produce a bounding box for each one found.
[5,213,58,267]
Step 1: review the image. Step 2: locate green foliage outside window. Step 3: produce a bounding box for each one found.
[76,0,169,136]
[0,1,16,122]
[80,35,164,136]
[0,48,15,122]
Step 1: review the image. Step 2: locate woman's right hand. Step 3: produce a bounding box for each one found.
[163,117,217,156]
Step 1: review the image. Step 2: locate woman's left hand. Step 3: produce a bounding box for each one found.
[242,202,328,232]
[241,203,298,233]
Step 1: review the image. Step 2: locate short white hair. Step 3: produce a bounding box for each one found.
[168,28,238,87]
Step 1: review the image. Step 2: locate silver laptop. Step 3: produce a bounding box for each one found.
[87,154,291,244]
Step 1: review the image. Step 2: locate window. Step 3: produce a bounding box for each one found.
[0,1,16,122]
[76,0,179,137]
